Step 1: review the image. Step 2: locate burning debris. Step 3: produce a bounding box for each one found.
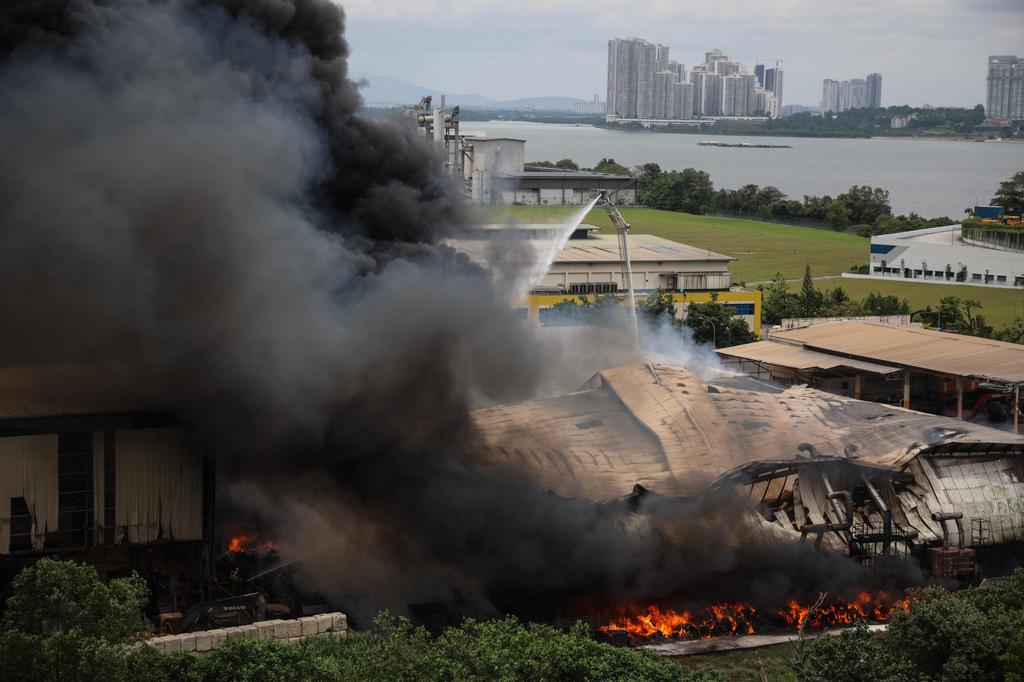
[593,592,910,642]
[227,534,278,555]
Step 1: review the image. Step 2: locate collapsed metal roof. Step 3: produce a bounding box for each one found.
[469,362,1023,501]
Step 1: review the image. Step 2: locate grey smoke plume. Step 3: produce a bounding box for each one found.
[0,0,919,622]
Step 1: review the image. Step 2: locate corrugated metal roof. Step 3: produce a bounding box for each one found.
[772,321,1024,383]
[716,340,900,375]
[468,362,1022,501]
[0,364,155,420]
[554,234,733,264]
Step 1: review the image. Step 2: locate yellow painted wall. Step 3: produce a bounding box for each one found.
[524,290,763,338]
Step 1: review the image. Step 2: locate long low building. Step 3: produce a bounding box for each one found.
[847,223,1024,288]
[445,225,761,335]
[717,320,1024,428]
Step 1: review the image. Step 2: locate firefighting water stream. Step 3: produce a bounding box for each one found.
[0,0,923,630]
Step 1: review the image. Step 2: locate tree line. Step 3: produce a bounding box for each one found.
[547,291,757,348]
[633,163,955,236]
[602,104,1024,140]
[531,157,959,236]
[762,265,1024,342]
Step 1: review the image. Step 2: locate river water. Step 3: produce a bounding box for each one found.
[466,121,1023,219]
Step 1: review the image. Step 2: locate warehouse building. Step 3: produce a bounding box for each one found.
[470,361,1024,575]
[462,135,636,206]
[446,224,760,335]
[529,231,758,333]
[0,364,213,611]
[717,320,1024,430]
[846,223,1024,288]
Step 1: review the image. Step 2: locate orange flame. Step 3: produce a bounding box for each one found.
[599,602,756,640]
[227,534,278,554]
[597,592,909,641]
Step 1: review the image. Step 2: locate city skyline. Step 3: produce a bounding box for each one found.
[821,73,883,113]
[343,0,1023,107]
[607,41,781,120]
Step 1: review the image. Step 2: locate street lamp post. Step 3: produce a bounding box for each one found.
[688,311,718,348]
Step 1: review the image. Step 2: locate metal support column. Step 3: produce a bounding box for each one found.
[854,374,862,400]
[903,371,911,409]
[1015,385,1020,433]
[956,378,963,420]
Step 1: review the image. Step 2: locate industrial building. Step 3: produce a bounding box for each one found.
[461,135,637,206]
[528,231,759,333]
[717,320,1024,429]
[470,361,1024,575]
[0,364,213,610]
[846,222,1024,288]
[447,222,760,334]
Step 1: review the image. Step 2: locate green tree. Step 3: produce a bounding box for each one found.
[863,292,910,316]
[993,170,1024,214]
[0,558,150,682]
[554,158,579,170]
[826,185,892,229]
[886,585,1024,681]
[820,286,865,317]
[995,317,1024,344]
[642,168,715,214]
[937,296,992,336]
[759,274,802,325]
[2,558,148,641]
[799,265,822,317]
[591,158,631,175]
[683,301,756,348]
[800,624,913,682]
[638,289,677,323]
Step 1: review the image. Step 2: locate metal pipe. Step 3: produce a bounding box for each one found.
[932,511,964,548]
[860,471,892,556]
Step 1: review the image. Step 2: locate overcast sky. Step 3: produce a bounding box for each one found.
[342,0,1024,107]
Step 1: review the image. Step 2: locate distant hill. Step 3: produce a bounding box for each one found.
[354,73,588,111]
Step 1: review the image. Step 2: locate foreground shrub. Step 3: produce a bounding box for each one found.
[0,558,150,682]
[885,579,1024,681]
[799,623,912,682]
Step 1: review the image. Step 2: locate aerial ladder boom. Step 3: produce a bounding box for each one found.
[598,191,640,348]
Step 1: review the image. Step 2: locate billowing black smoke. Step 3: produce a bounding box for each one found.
[0,0,920,624]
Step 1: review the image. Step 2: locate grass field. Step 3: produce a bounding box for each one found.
[815,277,1024,329]
[486,205,1022,329]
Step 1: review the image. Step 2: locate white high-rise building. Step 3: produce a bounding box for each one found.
[822,73,883,113]
[606,41,777,120]
[673,81,695,119]
[987,56,1024,121]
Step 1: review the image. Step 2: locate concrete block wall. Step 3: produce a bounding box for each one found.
[143,613,348,655]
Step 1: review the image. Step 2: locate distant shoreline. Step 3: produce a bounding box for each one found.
[492,120,1020,143]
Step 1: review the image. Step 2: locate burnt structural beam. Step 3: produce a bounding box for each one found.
[860,471,892,556]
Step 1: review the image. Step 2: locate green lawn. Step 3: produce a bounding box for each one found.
[816,278,1024,329]
[484,205,868,284]
[483,205,1021,329]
